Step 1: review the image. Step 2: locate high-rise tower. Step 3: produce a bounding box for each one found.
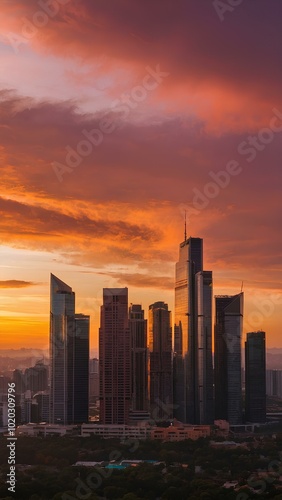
[174,236,213,424]
[196,270,214,424]
[245,331,266,423]
[49,274,89,424]
[99,288,131,424]
[129,304,148,412]
[69,314,90,423]
[214,293,243,425]
[149,301,173,420]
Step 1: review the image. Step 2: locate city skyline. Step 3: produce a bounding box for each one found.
[0,234,280,353]
[0,3,282,498]
[0,248,273,429]
[0,1,281,351]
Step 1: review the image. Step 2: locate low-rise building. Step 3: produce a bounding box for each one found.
[81,423,151,439]
[151,424,211,441]
[81,423,211,441]
[16,423,79,437]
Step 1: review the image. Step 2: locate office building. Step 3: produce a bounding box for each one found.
[89,358,99,403]
[69,314,90,423]
[266,369,282,398]
[149,301,173,420]
[34,391,50,422]
[99,288,131,425]
[129,304,148,412]
[214,293,243,425]
[245,331,266,423]
[25,361,48,394]
[196,270,214,424]
[49,274,89,425]
[13,369,26,394]
[174,235,213,424]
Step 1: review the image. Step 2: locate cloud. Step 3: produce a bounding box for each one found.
[0,280,37,288]
[0,2,281,299]
[1,1,282,131]
[0,90,281,287]
[97,271,174,290]
[0,196,158,241]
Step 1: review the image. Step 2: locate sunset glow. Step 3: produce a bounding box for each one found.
[0,1,281,350]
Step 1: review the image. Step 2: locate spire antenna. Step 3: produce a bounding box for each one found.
[184,211,187,241]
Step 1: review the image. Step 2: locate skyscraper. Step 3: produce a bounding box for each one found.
[196,270,214,424]
[266,369,282,398]
[245,331,266,423]
[214,293,243,425]
[69,314,90,424]
[174,235,213,424]
[129,304,148,412]
[149,301,173,420]
[25,361,48,394]
[49,274,89,424]
[99,288,131,425]
[89,358,99,402]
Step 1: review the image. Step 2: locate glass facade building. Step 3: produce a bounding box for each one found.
[49,274,89,424]
[129,304,148,412]
[214,293,243,425]
[149,301,173,420]
[245,331,266,423]
[99,288,131,425]
[196,271,214,424]
[174,237,213,424]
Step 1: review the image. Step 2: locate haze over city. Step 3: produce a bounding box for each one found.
[0,0,281,351]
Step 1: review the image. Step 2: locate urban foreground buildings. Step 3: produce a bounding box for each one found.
[245,331,266,423]
[45,235,268,430]
[49,274,89,424]
[0,242,268,434]
[174,236,213,424]
[214,293,244,425]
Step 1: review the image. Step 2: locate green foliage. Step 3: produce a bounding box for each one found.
[2,433,282,498]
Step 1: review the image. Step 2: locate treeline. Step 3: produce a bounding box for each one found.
[1,434,282,499]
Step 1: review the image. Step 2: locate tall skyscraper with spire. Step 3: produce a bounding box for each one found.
[173,232,213,424]
[49,274,89,424]
[214,293,243,425]
[99,288,131,424]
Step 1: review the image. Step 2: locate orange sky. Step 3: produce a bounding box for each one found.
[0,0,281,350]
